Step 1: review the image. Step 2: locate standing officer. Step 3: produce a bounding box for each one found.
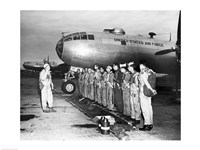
[128,62,141,126]
[138,60,157,131]
[100,67,107,107]
[39,63,56,113]
[113,64,123,113]
[106,66,115,110]
[121,64,131,117]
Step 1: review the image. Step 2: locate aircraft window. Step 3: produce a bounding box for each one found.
[72,33,80,40]
[64,35,72,41]
[88,34,94,40]
[73,35,80,40]
[81,34,87,40]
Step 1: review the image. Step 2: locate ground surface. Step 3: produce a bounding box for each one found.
[20,77,180,140]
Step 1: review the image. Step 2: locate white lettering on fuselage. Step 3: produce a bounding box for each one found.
[114,38,164,47]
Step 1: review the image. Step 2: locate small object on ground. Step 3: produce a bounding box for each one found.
[88,104,96,111]
[79,98,85,101]
[100,117,110,135]
[115,132,130,141]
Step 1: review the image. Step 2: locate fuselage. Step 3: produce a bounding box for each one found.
[56,30,177,74]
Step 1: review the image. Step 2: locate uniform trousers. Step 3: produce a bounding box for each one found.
[41,85,53,111]
[139,92,153,125]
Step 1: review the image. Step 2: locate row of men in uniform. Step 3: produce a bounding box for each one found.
[77,61,157,131]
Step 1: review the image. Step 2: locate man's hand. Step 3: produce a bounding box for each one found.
[152,89,157,95]
[51,83,54,90]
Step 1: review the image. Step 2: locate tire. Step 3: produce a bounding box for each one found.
[61,80,77,96]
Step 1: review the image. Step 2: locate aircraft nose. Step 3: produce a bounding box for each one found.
[55,38,63,59]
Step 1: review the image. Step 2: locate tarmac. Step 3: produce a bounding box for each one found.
[20,77,180,140]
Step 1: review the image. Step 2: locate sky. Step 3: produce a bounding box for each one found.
[20,10,179,68]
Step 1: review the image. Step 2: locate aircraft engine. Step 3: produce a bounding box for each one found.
[103,27,125,35]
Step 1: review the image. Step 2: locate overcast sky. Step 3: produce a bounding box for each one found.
[20,10,179,68]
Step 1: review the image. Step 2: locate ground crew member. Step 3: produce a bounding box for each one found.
[128,62,141,126]
[121,64,131,117]
[100,67,107,107]
[88,68,95,100]
[39,63,56,113]
[106,66,115,110]
[94,65,102,104]
[138,60,157,131]
[113,64,123,113]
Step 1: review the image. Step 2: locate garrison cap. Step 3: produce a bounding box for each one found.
[43,63,50,68]
[107,66,112,70]
[128,61,134,66]
[120,63,127,68]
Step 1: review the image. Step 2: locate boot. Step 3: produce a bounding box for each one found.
[139,125,151,131]
[49,107,56,112]
[43,109,50,113]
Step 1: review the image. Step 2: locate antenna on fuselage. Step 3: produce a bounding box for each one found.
[149,32,156,38]
[169,33,171,41]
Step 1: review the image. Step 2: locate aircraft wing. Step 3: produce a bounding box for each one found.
[23,62,70,73]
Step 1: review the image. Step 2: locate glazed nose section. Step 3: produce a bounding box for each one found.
[56,38,63,59]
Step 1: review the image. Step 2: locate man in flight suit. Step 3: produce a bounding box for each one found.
[128,62,141,126]
[94,65,102,104]
[39,63,56,113]
[88,68,95,100]
[113,64,123,113]
[106,66,115,110]
[121,65,131,117]
[100,67,107,107]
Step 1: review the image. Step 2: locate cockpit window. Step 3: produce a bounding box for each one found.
[88,34,94,40]
[64,34,72,41]
[73,33,80,40]
[63,33,94,41]
[81,34,87,40]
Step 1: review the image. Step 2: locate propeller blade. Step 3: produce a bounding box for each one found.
[176,11,181,47]
[155,49,176,55]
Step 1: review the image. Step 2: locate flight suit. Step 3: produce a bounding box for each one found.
[129,71,141,121]
[106,72,115,110]
[101,72,107,107]
[122,72,131,116]
[84,72,89,98]
[80,72,85,96]
[95,70,102,104]
[39,69,53,111]
[113,70,123,113]
[88,72,95,100]
[78,72,82,95]
[138,69,153,125]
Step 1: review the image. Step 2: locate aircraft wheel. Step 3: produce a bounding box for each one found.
[61,80,77,96]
